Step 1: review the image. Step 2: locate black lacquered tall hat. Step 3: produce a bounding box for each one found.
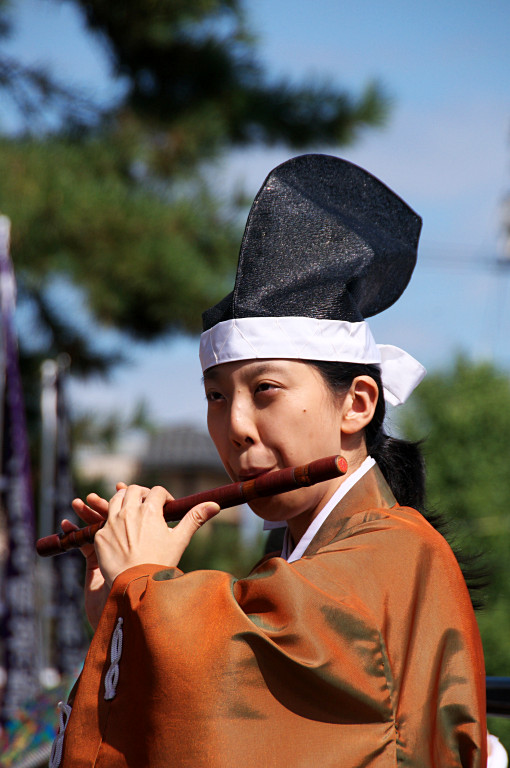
[200,154,426,405]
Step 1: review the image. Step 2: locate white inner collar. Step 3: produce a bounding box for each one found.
[281,456,376,563]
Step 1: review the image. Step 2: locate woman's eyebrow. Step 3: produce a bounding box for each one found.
[203,361,290,384]
[248,363,288,377]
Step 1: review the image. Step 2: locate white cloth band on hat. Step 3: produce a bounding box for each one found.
[199,317,426,406]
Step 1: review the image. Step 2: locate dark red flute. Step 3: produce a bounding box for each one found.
[36,455,348,557]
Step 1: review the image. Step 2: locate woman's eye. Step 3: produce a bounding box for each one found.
[206,391,224,402]
[255,382,277,394]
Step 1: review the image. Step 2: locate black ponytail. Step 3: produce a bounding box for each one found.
[309,360,487,608]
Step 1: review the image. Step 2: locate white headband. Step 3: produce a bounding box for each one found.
[199,317,426,406]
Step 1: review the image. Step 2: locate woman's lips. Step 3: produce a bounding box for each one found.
[237,468,274,481]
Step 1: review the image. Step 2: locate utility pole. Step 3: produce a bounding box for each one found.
[499,193,510,265]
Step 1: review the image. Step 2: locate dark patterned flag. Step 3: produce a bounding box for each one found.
[0,215,40,722]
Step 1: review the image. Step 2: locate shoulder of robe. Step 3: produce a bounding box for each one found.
[288,506,470,609]
[320,504,459,565]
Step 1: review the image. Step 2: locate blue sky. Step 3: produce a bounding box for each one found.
[2,0,510,427]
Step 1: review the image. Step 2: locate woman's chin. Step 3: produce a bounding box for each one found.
[248,497,305,525]
[248,484,325,524]
[249,499,288,522]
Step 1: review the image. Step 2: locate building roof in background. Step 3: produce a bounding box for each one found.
[141,424,224,471]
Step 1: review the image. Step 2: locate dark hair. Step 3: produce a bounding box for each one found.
[309,361,425,507]
[308,360,487,609]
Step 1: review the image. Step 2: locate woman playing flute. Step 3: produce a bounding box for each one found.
[53,155,486,767]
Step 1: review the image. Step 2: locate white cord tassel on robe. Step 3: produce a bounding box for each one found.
[49,701,72,768]
[104,617,124,701]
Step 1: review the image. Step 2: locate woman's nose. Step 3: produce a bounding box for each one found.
[228,401,257,447]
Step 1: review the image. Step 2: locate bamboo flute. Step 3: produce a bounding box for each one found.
[36,455,348,557]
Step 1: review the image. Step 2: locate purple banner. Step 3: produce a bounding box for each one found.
[0,216,39,722]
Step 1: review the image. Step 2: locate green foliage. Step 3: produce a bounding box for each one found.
[399,356,510,744]
[0,134,237,340]
[177,522,266,578]
[399,356,510,582]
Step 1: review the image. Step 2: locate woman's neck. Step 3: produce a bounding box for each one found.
[286,442,369,546]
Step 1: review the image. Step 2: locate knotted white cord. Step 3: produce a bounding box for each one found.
[49,701,72,768]
[104,616,124,701]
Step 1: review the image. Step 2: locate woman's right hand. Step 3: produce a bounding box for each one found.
[66,482,219,631]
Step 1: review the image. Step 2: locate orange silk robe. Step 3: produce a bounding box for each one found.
[59,466,486,767]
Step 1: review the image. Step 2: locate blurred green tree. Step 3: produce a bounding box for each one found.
[398,355,510,743]
[178,521,266,579]
[0,0,389,369]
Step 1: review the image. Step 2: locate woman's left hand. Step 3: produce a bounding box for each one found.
[93,485,220,589]
[62,490,114,632]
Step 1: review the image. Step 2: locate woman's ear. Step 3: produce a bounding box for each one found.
[341,376,379,435]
